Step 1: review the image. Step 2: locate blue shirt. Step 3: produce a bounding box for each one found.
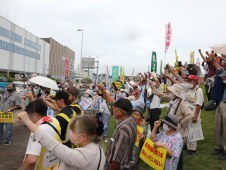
[222,87,226,102]
[211,68,225,101]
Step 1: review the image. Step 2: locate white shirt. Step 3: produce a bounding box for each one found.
[25,117,60,170]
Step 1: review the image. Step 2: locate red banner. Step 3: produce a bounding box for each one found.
[65,57,69,77]
[165,22,172,54]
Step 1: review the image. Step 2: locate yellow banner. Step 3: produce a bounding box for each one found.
[0,112,14,123]
[140,138,167,170]
[135,126,144,147]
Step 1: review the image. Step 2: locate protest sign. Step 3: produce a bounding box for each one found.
[0,112,14,123]
[79,97,92,110]
[140,138,167,170]
[135,126,144,147]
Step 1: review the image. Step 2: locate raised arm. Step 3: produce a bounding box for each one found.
[198,49,207,62]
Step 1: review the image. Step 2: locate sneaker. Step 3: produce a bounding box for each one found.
[187,150,197,155]
[1,140,5,143]
[212,148,224,156]
[4,141,11,145]
[218,152,226,160]
[104,139,108,143]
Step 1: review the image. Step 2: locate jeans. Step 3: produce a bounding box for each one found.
[0,123,13,142]
[102,113,111,137]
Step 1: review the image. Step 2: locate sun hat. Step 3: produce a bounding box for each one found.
[162,114,179,129]
[167,84,183,98]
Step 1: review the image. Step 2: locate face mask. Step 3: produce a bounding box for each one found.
[7,88,13,93]
[163,123,170,131]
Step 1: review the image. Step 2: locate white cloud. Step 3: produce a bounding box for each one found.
[0,0,226,75]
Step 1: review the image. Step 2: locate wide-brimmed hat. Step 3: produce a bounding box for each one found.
[162,114,179,129]
[167,84,183,98]
[84,90,93,98]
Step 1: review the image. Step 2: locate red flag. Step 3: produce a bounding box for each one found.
[65,57,69,77]
[165,22,172,54]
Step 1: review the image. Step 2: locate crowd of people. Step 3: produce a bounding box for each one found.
[0,49,225,170]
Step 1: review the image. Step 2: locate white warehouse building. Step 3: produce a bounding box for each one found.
[0,16,50,75]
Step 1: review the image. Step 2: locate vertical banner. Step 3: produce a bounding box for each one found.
[140,138,167,170]
[105,65,109,88]
[65,57,69,79]
[196,57,200,67]
[120,66,125,82]
[174,49,179,75]
[131,67,135,80]
[190,52,195,64]
[165,22,172,54]
[151,51,157,73]
[112,66,119,82]
[160,60,163,76]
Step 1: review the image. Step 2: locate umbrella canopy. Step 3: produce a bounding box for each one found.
[29,76,59,90]
[210,44,226,55]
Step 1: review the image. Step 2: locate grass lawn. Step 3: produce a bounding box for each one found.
[100,85,226,170]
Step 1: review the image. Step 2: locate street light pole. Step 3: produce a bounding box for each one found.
[77,29,83,83]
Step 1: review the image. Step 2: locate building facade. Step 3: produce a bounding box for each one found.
[42,38,75,81]
[0,16,50,75]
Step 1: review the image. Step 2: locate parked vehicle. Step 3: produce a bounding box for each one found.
[0,76,8,89]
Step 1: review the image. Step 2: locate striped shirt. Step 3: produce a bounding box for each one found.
[105,116,137,169]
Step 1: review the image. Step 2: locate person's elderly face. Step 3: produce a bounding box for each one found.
[132,111,142,123]
[112,106,123,120]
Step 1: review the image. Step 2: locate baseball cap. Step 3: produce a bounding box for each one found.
[111,98,132,113]
[187,75,198,81]
[52,90,69,101]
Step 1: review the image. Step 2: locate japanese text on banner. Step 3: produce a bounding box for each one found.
[135,126,144,147]
[0,112,14,123]
[140,138,167,170]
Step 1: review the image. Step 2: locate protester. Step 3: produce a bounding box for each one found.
[98,84,136,170]
[212,70,226,160]
[67,86,82,115]
[99,98,111,143]
[18,113,105,170]
[131,105,147,170]
[184,75,204,155]
[0,83,21,145]
[147,72,161,132]
[150,114,183,170]
[23,99,61,170]
[54,91,76,148]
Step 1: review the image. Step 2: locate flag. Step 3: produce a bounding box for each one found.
[112,66,119,81]
[160,59,163,76]
[151,51,157,73]
[174,49,179,75]
[105,65,109,87]
[120,66,125,82]
[165,22,172,54]
[190,52,195,64]
[131,67,135,80]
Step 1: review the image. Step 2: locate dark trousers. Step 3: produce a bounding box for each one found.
[149,108,161,133]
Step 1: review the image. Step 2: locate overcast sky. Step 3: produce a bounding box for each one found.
[0,0,226,75]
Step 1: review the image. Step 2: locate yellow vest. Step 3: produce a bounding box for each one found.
[37,118,62,170]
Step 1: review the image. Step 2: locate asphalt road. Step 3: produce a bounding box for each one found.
[0,120,30,170]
